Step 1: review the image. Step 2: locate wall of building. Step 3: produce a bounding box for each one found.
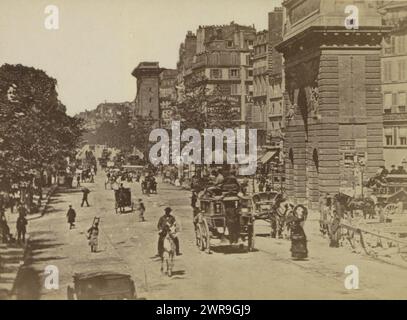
[278,0,385,209]
[380,1,407,168]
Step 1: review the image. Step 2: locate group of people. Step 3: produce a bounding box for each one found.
[0,208,28,245]
[258,176,274,193]
[190,169,249,194]
[76,166,97,188]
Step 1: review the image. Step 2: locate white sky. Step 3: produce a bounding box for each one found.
[0,0,281,115]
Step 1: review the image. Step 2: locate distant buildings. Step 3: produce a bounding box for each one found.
[251,8,284,169]
[267,8,284,152]
[131,62,163,125]
[252,30,269,146]
[188,22,256,124]
[76,101,134,132]
[176,31,197,84]
[159,69,178,129]
[378,1,407,168]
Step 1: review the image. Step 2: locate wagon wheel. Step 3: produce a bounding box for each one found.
[247,220,255,252]
[201,218,211,253]
[195,224,201,249]
[384,203,397,215]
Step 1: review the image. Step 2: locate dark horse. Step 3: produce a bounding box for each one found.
[333,193,375,219]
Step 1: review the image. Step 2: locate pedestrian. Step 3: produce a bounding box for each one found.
[16,212,27,244]
[214,170,224,186]
[258,180,265,192]
[286,205,308,260]
[8,191,15,213]
[76,174,81,188]
[191,191,198,209]
[0,211,12,243]
[81,187,90,207]
[87,221,99,253]
[137,198,146,222]
[66,205,76,229]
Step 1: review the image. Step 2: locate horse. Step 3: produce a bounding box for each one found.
[333,193,376,219]
[161,223,177,277]
[270,193,295,239]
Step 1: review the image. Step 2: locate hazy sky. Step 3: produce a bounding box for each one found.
[0,0,281,115]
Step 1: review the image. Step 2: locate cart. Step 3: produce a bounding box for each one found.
[194,183,255,253]
[67,271,137,300]
[114,188,134,214]
[251,191,281,236]
[141,178,157,194]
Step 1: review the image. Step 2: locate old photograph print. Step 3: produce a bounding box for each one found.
[1,0,407,300]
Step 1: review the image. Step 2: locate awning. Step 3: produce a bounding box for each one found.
[258,151,278,164]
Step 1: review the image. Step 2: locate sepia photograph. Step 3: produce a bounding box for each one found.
[0,0,407,303]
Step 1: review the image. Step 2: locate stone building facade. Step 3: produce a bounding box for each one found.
[277,0,386,209]
[192,22,256,124]
[252,30,269,146]
[159,69,178,129]
[268,8,285,151]
[379,1,407,168]
[132,62,163,124]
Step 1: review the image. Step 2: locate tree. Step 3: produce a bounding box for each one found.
[93,109,153,161]
[0,64,84,204]
[176,74,240,132]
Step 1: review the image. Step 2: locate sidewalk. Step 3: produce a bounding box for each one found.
[0,184,57,299]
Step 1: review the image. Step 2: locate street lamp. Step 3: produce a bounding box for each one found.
[357,157,366,198]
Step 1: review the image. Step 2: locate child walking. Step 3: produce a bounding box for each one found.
[87,219,99,253]
[137,199,146,222]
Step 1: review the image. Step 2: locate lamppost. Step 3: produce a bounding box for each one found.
[357,157,366,198]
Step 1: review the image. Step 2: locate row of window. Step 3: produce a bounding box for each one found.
[209,68,253,79]
[225,40,254,48]
[385,135,407,146]
[383,34,407,55]
[383,91,407,112]
[383,59,407,82]
[384,127,407,146]
[254,44,267,56]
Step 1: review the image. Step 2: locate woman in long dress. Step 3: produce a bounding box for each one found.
[287,204,308,260]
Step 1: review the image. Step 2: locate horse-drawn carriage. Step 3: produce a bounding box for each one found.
[114,188,134,214]
[141,177,157,194]
[251,191,285,237]
[67,271,137,300]
[370,174,407,215]
[193,183,255,253]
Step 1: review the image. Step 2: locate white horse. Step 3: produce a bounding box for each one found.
[161,223,177,277]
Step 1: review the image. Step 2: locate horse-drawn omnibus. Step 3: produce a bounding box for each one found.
[371,174,407,215]
[193,183,255,253]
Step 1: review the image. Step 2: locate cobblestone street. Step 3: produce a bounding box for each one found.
[9,174,407,300]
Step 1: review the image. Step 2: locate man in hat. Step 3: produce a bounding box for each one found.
[66,205,76,229]
[81,187,90,207]
[16,212,27,244]
[156,207,181,257]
